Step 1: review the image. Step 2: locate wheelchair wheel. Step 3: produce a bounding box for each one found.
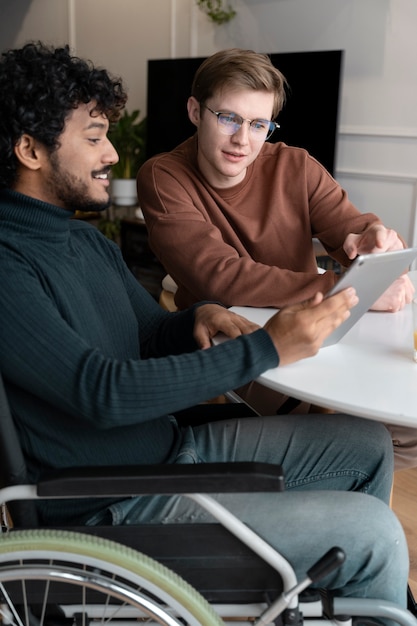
[0,529,224,626]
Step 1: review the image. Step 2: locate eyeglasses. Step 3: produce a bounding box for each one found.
[204,106,280,141]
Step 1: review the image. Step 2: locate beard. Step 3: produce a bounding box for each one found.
[47,152,112,213]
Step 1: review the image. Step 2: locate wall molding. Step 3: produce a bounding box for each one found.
[339,125,417,140]
[335,168,417,248]
[335,169,417,184]
[67,0,76,51]
[336,126,417,246]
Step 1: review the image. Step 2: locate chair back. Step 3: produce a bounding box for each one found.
[0,373,39,527]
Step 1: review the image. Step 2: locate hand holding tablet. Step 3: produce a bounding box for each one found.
[322,247,417,347]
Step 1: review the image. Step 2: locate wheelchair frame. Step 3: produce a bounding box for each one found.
[1,374,417,626]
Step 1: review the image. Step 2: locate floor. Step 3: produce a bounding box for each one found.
[391,467,417,597]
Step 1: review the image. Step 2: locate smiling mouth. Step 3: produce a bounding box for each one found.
[92,167,112,180]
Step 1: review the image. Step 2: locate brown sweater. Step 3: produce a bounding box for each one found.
[137,136,382,309]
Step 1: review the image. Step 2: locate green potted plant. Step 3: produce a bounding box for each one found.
[196,0,236,24]
[108,109,147,206]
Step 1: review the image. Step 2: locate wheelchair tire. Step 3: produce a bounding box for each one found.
[0,529,224,626]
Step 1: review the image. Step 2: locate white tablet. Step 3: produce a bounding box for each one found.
[322,247,417,347]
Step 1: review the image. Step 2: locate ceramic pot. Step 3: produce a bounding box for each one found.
[111,179,138,206]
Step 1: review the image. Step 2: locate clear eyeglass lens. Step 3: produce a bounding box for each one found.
[217,113,273,140]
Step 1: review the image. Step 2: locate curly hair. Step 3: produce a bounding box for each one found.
[0,41,127,188]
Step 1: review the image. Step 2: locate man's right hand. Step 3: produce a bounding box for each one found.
[263,288,358,366]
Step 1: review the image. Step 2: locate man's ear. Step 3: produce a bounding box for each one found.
[187,96,201,127]
[14,134,45,171]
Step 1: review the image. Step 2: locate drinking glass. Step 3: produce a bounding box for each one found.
[412,298,417,363]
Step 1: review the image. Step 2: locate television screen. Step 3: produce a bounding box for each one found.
[146,50,343,176]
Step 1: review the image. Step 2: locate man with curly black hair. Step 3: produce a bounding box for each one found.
[0,42,410,618]
[0,41,126,204]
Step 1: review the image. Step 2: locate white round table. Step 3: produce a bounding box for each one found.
[229,271,417,427]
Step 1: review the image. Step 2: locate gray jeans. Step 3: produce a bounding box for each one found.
[87,413,407,617]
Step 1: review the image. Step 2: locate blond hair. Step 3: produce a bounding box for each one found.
[191,48,287,119]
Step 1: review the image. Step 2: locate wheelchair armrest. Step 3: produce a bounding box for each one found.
[37,462,284,498]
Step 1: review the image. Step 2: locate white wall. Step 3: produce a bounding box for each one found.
[2,0,417,244]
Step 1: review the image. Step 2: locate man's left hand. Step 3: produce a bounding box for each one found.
[193,304,259,349]
[343,224,404,260]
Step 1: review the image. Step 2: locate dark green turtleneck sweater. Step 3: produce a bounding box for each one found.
[0,189,278,523]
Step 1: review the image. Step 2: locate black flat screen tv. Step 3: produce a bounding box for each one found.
[146,50,343,176]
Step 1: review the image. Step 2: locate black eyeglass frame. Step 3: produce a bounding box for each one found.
[204,106,280,141]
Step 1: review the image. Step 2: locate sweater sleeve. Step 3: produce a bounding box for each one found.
[138,145,383,310]
[138,140,390,308]
[0,244,278,430]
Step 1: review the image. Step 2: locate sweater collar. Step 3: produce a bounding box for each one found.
[0,189,74,235]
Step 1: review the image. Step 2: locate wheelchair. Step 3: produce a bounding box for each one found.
[1,373,416,626]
